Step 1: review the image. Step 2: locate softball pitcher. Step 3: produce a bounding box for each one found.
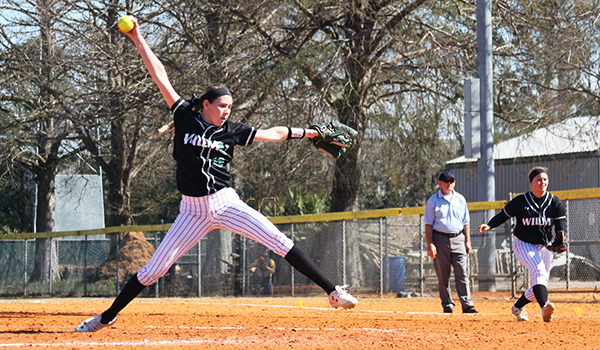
[76,18,357,332]
[478,166,567,322]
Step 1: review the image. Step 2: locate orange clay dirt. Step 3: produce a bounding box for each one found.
[0,291,599,349]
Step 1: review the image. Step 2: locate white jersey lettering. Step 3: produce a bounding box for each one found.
[522,217,552,226]
[184,133,229,153]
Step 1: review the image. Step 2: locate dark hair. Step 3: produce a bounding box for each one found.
[190,83,231,112]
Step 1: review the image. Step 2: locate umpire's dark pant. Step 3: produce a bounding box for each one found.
[432,231,474,311]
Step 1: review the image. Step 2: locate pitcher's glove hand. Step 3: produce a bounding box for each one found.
[309,120,358,158]
[311,139,347,159]
[548,230,568,253]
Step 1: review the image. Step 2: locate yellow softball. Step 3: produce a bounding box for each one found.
[118,15,134,32]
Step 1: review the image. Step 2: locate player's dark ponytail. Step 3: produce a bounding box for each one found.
[189,93,202,108]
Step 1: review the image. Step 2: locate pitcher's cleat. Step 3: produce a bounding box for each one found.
[542,302,555,322]
[511,304,529,321]
[75,313,117,332]
[328,285,358,309]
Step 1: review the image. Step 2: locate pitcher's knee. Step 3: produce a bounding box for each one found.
[137,265,169,286]
[530,271,549,286]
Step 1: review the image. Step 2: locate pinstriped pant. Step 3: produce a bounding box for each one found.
[137,188,295,286]
[512,236,553,302]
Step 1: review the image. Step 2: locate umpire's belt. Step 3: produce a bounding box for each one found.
[433,230,462,238]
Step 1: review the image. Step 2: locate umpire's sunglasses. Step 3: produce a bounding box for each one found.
[441,178,455,183]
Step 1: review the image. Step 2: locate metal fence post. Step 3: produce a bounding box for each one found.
[509,192,516,299]
[23,239,27,296]
[291,223,295,297]
[566,199,570,291]
[419,214,424,295]
[379,217,383,297]
[510,221,516,299]
[382,217,390,292]
[116,234,120,295]
[197,238,202,297]
[49,237,53,295]
[342,220,347,286]
[242,236,247,296]
[84,235,88,296]
[384,216,389,294]
[154,231,159,298]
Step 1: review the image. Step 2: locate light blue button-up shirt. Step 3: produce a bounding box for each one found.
[424,190,470,234]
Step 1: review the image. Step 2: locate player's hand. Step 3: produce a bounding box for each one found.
[465,241,472,254]
[121,17,141,38]
[478,224,490,233]
[427,243,437,259]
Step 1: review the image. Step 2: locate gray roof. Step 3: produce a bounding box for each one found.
[448,116,600,164]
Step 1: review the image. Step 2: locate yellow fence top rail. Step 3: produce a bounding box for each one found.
[384,200,506,216]
[511,187,600,201]
[0,224,172,241]
[268,208,403,224]
[2,187,599,240]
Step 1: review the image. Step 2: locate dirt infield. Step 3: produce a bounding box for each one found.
[0,292,599,349]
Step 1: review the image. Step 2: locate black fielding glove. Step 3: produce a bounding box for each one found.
[548,230,568,253]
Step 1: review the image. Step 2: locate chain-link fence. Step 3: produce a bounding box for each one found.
[1,192,599,298]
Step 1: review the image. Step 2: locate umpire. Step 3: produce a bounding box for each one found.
[425,171,478,314]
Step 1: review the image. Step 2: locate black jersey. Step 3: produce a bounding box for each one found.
[487,191,567,245]
[170,98,257,197]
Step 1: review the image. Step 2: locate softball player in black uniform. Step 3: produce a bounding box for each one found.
[76,18,357,332]
[478,167,567,322]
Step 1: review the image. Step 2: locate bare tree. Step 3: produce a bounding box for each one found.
[48,0,180,259]
[493,0,600,139]
[206,0,478,287]
[64,1,164,228]
[0,0,84,282]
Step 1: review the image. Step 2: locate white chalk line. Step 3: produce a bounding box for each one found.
[0,339,222,348]
[146,324,408,333]
[137,299,431,314]
[0,326,409,348]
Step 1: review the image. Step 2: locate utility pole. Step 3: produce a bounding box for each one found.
[476,0,496,291]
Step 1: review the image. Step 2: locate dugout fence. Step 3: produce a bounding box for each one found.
[0,188,599,298]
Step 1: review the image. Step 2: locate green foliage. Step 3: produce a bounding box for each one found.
[31,280,83,296]
[11,278,119,297]
[276,185,332,216]
[0,176,34,234]
[85,278,118,297]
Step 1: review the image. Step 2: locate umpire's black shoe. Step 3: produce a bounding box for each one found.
[443,305,453,313]
[462,306,479,314]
